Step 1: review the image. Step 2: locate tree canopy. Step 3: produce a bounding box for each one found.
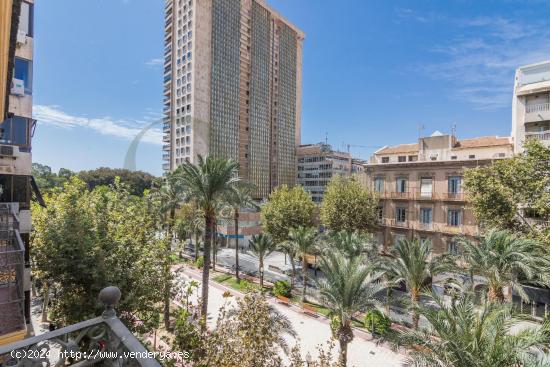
[463,139,550,245]
[320,175,379,233]
[32,177,165,332]
[261,185,316,243]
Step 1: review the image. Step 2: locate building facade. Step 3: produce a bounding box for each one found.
[365,132,513,254]
[297,143,364,203]
[163,0,304,199]
[512,60,550,153]
[0,0,37,345]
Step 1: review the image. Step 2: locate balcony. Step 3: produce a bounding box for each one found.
[163,135,170,143]
[0,287,161,367]
[384,218,410,229]
[0,204,26,343]
[388,192,413,200]
[526,130,550,142]
[415,222,435,232]
[441,192,466,201]
[415,191,435,201]
[525,103,550,123]
[437,224,479,237]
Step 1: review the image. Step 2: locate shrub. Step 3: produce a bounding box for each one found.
[364,309,391,335]
[273,280,291,298]
[195,256,204,269]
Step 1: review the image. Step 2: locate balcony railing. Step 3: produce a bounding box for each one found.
[388,192,413,200]
[526,131,550,142]
[0,287,161,367]
[0,203,26,339]
[440,192,465,201]
[526,103,550,114]
[415,222,434,231]
[384,218,409,228]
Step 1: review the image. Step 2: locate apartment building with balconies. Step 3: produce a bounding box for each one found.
[163,0,304,199]
[297,143,364,203]
[365,131,513,254]
[0,0,41,346]
[512,60,550,153]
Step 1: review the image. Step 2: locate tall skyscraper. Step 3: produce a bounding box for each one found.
[163,0,304,198]
[0,0,39,344]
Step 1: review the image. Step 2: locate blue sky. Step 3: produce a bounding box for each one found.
[32,0,550,176]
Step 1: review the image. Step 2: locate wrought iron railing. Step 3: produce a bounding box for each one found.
[0,203,25,338]
[0,287,162,367]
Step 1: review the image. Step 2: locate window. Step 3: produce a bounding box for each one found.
[398,156,406,162]
[0,117,30,146]
[448,209,461,226]
[448,176,462,194]
[408,155,418,162]
[420,177,433,197]
[377,206,384,221]
[381,157,389,163]
[469,154,476,159]
[396,177,407,193]
[451,155,457,160]
[374,177,384,193]
[0,174,30,209]
[19,1,34,37]
[396,207,406,223]
[420,236,432,247]
[497,152,506,158]
[420,208,432,224]
[447,240,459,254]
[14,58,32,95]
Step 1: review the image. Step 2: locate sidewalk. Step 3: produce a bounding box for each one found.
[177,265,405,367]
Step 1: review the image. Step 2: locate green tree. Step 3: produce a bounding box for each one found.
[456,230,550,303]
[261,185,315,244]
[399,291,550,367]
[31,163,74,191]
[288,227,317,302]
[32,177,164,332]
[178,155,241,319]
[320,176,379,233]
[249,233,276,289]
[464,139,550,245]
[225,182,259,281]
[381,238,450,329]
[324,230,378,260]
[317,252,385,367]
[78,167,155,196]
[149,170,186,330]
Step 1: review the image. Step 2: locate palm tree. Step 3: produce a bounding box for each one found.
[400,291,550,367]
[317,252,386,367]
[325,230,378,260]
[381,238,450,329]
[278,240,298,288]
[456,229,550,303]
[225,183,258,281]
[288,226,317,302]
[249,233,275,288]
[179,155,241,319]
[150,171,186,329]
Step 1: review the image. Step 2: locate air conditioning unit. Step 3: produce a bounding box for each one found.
[16,30,27,45]
[429,153,439,161]
[10,79,25,96]
[0,146,14,156]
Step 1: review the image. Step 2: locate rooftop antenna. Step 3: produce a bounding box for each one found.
[451,123,457,138]
[325,132,328,145]
[418,123,425,140]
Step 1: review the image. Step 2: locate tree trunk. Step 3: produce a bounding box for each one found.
[201,214,213,320]
[302,256,308,302]
[488,285,505,303]
[290,256,296,289]
[412,291,420,330]
[234,211,240,281]
[194,232,199,261]
[211,220,217,272]
[163,209,175,330]
[385,287,392,317]
[41,282,49,322]
[259,258,264,289]
[338,334,349,367]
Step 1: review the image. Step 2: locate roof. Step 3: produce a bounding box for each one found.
[375,143,419,155]
[453,136,511,149]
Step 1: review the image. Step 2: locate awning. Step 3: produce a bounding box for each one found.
[30,176,46,207]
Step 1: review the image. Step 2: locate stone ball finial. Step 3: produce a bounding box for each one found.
[99,286,121,318]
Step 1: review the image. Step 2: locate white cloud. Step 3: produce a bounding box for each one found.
[145,58,164,67]
[397,9,550,109]
[33,105,163,145]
